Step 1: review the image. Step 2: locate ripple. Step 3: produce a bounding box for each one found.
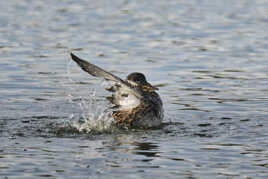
[1,0,268,178]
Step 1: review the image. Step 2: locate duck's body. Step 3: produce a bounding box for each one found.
[70,53,164,128]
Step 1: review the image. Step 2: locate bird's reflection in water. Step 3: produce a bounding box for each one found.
[106,134,160,158]
[131,142,159,157]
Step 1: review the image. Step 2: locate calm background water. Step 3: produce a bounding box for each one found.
[1,0,268,178]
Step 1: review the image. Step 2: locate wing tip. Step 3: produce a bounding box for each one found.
[70,52,80,64]
[70,53,89,69]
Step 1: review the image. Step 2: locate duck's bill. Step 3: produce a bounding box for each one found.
[143,82,159,91]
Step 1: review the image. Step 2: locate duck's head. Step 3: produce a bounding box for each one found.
[126,72,158,91]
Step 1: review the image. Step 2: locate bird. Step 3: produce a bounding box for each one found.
[70,53,164,129]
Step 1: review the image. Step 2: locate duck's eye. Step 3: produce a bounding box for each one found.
[121,93,128,97]
[134,78,142,83]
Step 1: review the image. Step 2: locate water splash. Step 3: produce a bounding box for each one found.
[66,57,115,133]
[72,92,115,133]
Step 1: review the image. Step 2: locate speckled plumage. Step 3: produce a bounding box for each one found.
[71,53,164,128]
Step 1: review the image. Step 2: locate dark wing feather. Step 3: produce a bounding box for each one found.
[70,53,142,99]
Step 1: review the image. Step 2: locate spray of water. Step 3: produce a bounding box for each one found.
[66,57,115,133]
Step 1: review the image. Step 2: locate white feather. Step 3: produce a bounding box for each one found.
[119,93,140,110]
[114,86,140,110]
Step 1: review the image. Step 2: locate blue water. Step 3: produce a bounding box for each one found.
[1,0,268,178]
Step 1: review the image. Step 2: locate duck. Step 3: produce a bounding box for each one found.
[70,53,164,128]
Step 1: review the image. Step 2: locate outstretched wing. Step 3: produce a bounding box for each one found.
[70,53,142,99]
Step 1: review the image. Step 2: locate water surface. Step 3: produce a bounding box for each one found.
[1,0,268,178]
